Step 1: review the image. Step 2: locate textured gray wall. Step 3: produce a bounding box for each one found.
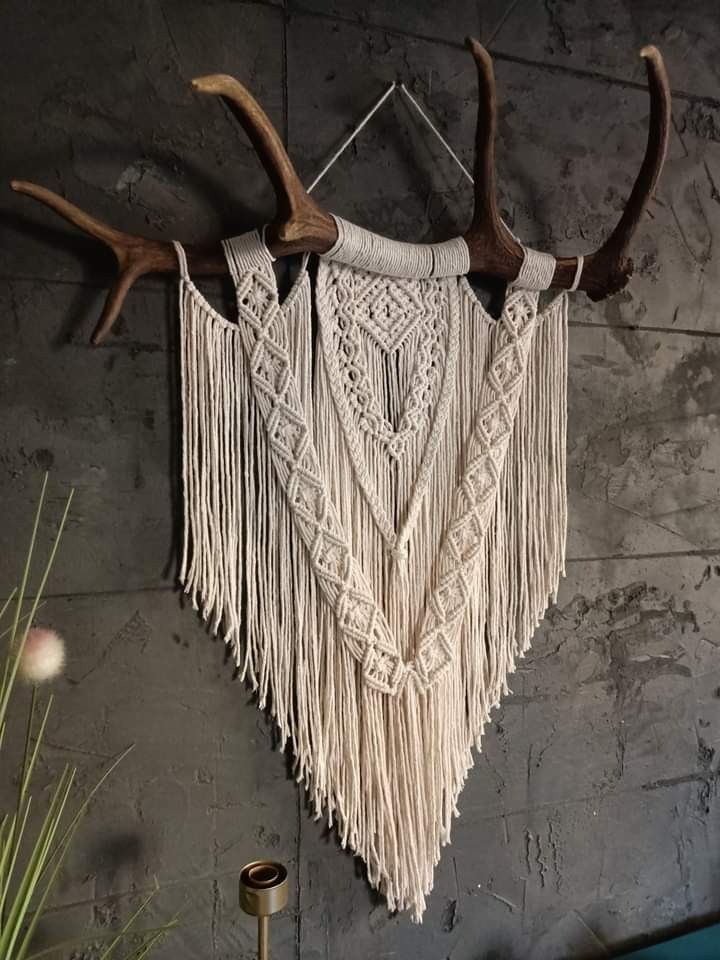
[2,1,720,958]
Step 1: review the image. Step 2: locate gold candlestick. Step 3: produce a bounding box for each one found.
[239,860,288,960]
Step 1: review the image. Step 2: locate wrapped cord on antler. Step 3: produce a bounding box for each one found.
[10,37,670,343]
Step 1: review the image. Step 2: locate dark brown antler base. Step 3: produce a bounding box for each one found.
[10,38,671,344]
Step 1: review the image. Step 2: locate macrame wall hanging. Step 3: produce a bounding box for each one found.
[13,38,671,920]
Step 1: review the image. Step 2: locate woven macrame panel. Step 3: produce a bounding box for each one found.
[175,225,569,919]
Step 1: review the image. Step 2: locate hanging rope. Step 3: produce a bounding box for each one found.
[304,79,589,289]
[305,79,473,192]
[306,82,397,194]
[397,83,475,183]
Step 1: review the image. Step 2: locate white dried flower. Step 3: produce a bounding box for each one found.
[19,627,66,683]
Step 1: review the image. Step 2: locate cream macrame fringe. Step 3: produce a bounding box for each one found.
[175,228,568,921]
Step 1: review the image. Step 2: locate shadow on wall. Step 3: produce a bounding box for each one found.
[480,943,521,959]
[20,830,147,957]
[88,829,145,893]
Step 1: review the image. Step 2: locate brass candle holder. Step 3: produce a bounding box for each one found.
[239,860,288,960]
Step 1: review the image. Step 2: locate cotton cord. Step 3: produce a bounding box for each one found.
[325,212,470,278]
[306,81,397,194]
[569,254,584,291]
[172,239,190,280]
[260,223,277,261]
[398,83,474,184]
[514,245,557,291]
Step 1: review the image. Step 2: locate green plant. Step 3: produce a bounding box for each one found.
[0,475,178,959]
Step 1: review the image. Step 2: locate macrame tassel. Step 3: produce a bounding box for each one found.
[178,260,322,752]
[179,287,246,648]
[483,292,569,698]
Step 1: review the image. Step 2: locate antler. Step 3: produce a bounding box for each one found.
[190,74,335,249]
[10,76,337,344]
[462,39,671,300]
[10,38,670,343]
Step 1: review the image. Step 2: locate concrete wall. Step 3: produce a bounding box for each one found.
[2,1,720,957]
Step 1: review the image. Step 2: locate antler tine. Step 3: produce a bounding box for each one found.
[10,73,340,343]
[585,45,671,293]
[9,179,227,344]
[465,38,512,244]
[461,41,671,299]
[467,37,497,227]
[191,73,335,248]
[462,39,526,275]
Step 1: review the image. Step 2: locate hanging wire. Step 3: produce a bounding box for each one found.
[304,77,522,245]
[306,82,397,193]
[397,83,474,184]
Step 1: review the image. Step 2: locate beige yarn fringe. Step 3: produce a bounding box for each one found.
[175,230,568,921]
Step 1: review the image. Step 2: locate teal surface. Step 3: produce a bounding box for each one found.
[621,923,720,958]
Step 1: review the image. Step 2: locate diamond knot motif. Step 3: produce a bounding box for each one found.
[463,459,493,502]
[267,406,307,462]
[287,471,324,524]
[494,351,521,386]
[436,577,467,620]
[446,517,482,564]
[413,638,445,684]
[337,590,378,636]
[312,532,349,583]
[363,647,404,694]
[251,340,289,396]
[479,406,507,444]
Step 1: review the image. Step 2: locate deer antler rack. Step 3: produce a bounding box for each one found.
[10,37,670,345]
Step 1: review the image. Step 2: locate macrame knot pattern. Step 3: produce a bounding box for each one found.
[390,539,410,565]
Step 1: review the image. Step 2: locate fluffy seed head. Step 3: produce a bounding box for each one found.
[19,627,66,683]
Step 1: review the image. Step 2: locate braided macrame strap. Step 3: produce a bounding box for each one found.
[324,213,470,279]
